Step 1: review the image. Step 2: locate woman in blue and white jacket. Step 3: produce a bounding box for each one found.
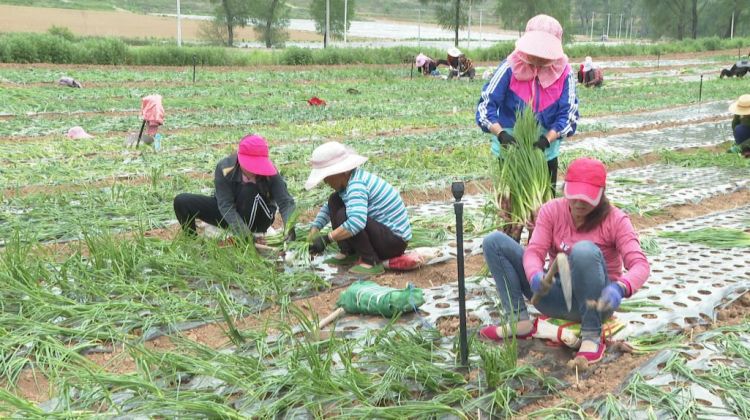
[476,14,579,193]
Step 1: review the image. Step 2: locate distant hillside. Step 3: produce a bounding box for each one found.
[0,0,500,25]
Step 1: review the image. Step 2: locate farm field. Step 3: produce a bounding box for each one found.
[1,51,750,418]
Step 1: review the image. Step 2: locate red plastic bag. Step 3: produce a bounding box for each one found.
[384,253,424,271]
[307,96,327,106]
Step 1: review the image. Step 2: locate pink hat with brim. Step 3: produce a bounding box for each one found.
[237,134,277,176]
[305,141,368,190]
[67,126,93,139]
[515,14,564,60]
[564,157,607,207]
[415,53,428,67]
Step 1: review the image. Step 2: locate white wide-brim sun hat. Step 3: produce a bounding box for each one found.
[304,141,368,190]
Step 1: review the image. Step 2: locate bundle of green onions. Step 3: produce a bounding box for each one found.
[658,227,750,249]
[490,106,552,228]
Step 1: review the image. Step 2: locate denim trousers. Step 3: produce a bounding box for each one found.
[482,231,613,340]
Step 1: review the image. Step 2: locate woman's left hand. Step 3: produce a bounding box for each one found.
[598,283,625,311]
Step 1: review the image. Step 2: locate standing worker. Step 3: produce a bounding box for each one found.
[476,14,579,193]
[173,134,296,243]
[305,141,412,275]
[479,158,650,364]
[728,94,750,157]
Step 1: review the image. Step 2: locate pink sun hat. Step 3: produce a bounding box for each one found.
[67,126,93,139]
[237,134,277,176]
[515,14,564,60]
[564,157,607,207]
[415,53,428,67]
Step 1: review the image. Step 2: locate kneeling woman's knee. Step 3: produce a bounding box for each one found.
[570,240,602,260]
[483,231,513,253]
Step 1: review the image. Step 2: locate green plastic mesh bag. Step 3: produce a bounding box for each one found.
[336,280,424,317]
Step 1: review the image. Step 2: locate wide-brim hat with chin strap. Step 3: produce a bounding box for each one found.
[729,94,750,116]
[304,141,368,190]
[515,14,564,60]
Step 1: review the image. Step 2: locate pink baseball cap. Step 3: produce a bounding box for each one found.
[67,126,93,139]
[564,158,607,206]
[515,14,564,60]
[237,134,277,176]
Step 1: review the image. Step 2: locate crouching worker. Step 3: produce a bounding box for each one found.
[305,141,412,276]
[173,134,296,243]
[479,158,650,364]
[728,94,750,158]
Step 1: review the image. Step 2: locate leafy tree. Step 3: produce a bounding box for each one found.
[210,0,251,46]
[495,0,572,42]
[249,0,291,48]
[310,0,356,42]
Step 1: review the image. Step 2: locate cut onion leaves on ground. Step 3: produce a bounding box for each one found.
[658,227,750,248]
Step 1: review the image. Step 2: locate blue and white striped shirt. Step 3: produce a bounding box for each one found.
[311,168,412,241]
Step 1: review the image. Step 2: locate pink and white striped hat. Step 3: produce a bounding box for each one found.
[515,14,564,60]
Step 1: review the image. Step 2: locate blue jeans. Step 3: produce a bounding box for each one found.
[482,231,613,341]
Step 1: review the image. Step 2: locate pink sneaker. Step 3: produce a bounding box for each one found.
[574,339,606,364]
[479,318,537,342]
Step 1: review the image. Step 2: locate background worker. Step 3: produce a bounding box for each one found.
[305,142,412,276]
[415,53,438,76]
[173,134,296,243]
[479,158,650,365]
[728,94,750,157]
[476,14,579,193]
[579,56,604,87]
[720,58,750,78]
[439,47,476,80]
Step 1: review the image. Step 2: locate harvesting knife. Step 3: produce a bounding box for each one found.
[556,253,572,312]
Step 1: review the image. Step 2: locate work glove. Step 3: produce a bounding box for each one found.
[598,282,625,312]
[497,131,517,146]
[284,226,297,243]
[309,233,332,254]
[533,135,551,151]
[530,271,545,294]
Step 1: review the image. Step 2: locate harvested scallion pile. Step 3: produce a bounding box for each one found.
[658,227,750,249]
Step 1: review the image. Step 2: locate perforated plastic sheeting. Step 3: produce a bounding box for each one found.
[566,120,731,156]
[607,164,749,213]
[595,326,750,419]
[611,205,750,338]
[326,206,750,342]
[579,100,729,130]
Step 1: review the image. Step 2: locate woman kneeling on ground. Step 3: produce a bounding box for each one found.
[305,141,412,276]
[173,134,296,243]
[479,157,650,364]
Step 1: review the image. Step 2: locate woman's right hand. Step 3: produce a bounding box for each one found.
[307,227,320,243]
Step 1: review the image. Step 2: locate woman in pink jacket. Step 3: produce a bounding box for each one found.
[479,157,650,364]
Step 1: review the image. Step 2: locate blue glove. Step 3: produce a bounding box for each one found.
[530,271,544,294]
[599,282,625,311]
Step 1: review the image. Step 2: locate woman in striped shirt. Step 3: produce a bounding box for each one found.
[305,142,412,276]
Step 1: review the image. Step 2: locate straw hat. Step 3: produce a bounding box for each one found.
[728,94,750,116]
[447,47,462,58]
[237,134,277,176]
[304,142,368,190]
[564,157,607,207]
[515,14,564,60]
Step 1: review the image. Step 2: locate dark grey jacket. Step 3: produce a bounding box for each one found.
[214,154,295,236]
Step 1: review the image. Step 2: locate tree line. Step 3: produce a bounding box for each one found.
[214,0,749,47]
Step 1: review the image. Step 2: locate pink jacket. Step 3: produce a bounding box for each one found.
[523,198,650,296]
